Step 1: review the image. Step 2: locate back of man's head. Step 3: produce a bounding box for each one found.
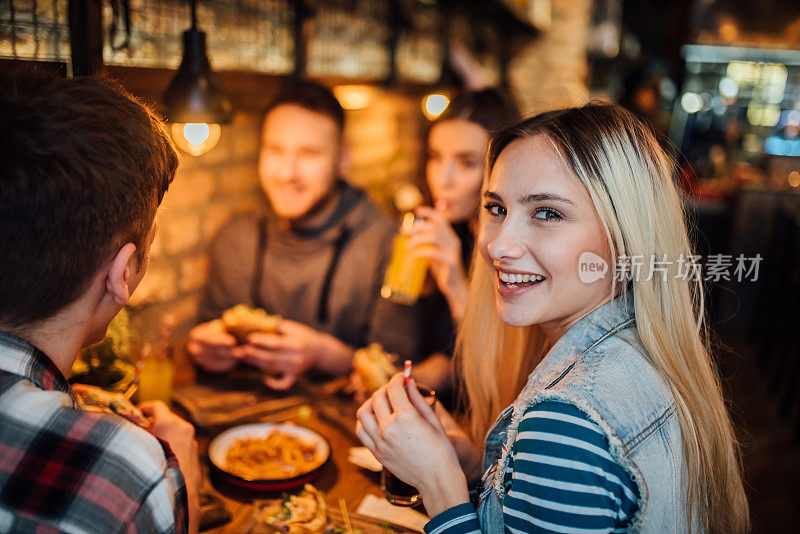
[0,68,178,328]
[266,80,345,134]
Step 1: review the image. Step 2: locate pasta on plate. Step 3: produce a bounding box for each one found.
[226,430,323,480]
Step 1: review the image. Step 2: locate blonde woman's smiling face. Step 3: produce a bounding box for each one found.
[478,135,615,342]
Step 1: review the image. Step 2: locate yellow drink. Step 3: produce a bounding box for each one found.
[137,354,174,403]
[381,213,429,305]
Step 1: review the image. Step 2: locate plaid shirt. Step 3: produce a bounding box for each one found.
[0,331,188,533]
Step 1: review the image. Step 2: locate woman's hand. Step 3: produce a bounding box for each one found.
[406,206,469,321]
[356,374,469,517]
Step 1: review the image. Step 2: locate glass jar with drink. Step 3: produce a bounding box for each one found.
[136,315,176,403]
[381,185,431,306]
[381,361,437,506]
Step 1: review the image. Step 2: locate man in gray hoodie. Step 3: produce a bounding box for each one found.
[188,81,425,390]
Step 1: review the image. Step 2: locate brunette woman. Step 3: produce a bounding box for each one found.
[406,89,519,393]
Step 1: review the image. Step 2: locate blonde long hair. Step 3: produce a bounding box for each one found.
[455,105,748,533]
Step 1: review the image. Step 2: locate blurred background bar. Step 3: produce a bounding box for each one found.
[1,1,799,530]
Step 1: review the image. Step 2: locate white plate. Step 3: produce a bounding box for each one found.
[208,422,330,484]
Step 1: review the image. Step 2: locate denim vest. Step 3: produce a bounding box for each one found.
[475,292,695,533]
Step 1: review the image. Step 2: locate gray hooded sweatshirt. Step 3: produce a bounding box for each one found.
[199,181,426,363]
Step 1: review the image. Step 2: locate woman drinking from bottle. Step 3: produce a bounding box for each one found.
[402,89,520,395]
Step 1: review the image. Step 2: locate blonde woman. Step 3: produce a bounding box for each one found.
[356,105,749,533]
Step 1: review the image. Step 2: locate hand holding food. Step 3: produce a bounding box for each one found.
[243,319,354,390]
[139,400,197,460]
[187,319,239,372]
[222,304,282,344]
[238,319,316,390]
[73,383,151,428]
[188,305,281,373]
[352,343,398,394]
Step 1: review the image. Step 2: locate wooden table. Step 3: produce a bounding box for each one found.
[173,364,387,533]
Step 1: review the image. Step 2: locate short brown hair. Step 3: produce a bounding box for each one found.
[266,80,345,133]
[0,68,178,327]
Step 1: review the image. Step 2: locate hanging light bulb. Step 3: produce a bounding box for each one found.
[163,0,232,156]
[170,123,222,156]
[333,85,375,110]
[422,94,450,121]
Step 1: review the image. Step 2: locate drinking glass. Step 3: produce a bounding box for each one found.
[381,384,436,506]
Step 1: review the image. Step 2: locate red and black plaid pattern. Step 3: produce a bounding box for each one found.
[0,332,188,533]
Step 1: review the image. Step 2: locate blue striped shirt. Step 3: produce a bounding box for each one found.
[424,401,640,534]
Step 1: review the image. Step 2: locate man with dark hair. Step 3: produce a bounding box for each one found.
[188,80,424,389]
[0,68,199,533]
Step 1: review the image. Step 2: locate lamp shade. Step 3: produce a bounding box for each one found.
[163,27,233,124]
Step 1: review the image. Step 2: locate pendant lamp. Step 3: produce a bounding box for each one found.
[163,0,233,156]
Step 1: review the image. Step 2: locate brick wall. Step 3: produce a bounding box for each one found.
[128,112,263,347]
[127,89,425,349]
[125,4,592,349]
[509,0,592,115]
[344,87,425,210]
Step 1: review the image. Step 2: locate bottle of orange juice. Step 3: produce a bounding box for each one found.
[136,316,175,403]
[381,185,429,306]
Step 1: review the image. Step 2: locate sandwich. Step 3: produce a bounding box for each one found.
[352,343,398,394]
[221,304,282,344]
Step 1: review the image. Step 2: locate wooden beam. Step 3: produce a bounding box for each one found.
[104,66,446,113]
[0,59,68,77]
[292,0,311,79]
[68,0,104,76]
[385,0,402,87]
